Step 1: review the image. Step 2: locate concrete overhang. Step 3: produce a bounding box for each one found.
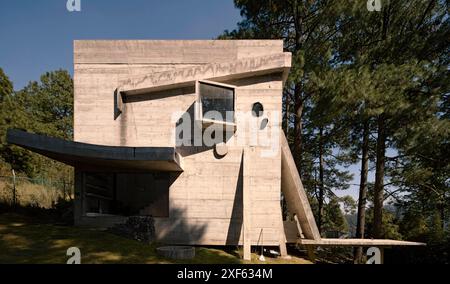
[6,129,183,172]
[118,52,292,97]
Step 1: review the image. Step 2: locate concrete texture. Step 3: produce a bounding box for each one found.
[119,53,291,96]
[6,129,183,172]
[280,132,321,240]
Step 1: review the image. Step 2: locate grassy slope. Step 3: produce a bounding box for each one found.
[0,213,311,264]
[0,179,65,209]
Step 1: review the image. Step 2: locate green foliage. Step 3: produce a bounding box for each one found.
[0,69,73,179]
[365,207,402,240]
[224,0,449,262]
[322,197,349,235]
[0,68,13,103]
[340,195,357,216]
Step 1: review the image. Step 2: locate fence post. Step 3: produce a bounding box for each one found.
[63,180,66,200]
[11,169,16,208]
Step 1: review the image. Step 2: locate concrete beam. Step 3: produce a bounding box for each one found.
[119,53,292,97]
[74,40,284,64]
[299,238,426,247]
[6,129,183,172]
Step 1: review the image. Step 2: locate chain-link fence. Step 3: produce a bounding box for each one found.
[0,175,73,209]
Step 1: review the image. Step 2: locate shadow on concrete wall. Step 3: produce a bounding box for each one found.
[225,153,243,245]
[114,89,122,120]
[125,86,195,103]
[171,102,243,245]
[175,102,234,158]
[115,86,195,146]
[155,207,207,244]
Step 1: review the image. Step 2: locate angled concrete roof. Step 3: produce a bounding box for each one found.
[119,52,292,96]
[6,129,183,172]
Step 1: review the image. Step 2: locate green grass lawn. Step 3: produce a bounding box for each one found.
[0,213,311,264]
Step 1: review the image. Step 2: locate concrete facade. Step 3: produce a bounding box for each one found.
[73,40,290,249]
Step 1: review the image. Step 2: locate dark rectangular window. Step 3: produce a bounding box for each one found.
[84,172,169,217]
[200,82,234,123]
[85,173,114,214]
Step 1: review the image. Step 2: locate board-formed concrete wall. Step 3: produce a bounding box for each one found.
[74,40,286,246]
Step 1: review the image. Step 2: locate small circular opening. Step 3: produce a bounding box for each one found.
[252,102,264,117]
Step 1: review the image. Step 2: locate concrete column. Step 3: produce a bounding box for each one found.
[243,148,252,261]
[278,222,289,258]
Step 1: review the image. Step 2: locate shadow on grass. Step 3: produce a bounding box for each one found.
[0,210,242,264]
[0,203,310,264]
[0,198,73,225]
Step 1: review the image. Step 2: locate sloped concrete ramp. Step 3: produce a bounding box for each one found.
[281,133,321,241]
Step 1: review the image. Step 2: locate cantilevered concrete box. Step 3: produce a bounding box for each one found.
[7,40,424,260]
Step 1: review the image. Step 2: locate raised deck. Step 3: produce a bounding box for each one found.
[298,238,426,247]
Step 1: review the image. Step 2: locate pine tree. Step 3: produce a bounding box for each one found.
[332,0,449,239]
[0,69,73,179]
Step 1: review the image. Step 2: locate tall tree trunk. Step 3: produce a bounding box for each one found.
[292,3,304,174]
[373,3,391,240]
[318,127,325,234]
[354,120,370,263]
[293,83,303,175]
[373,114,386,238]
[284,93,290,136]
[439,201,445,231]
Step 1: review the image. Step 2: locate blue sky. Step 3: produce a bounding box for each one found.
[0,0,242,90]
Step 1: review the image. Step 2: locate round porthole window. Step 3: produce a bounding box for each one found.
[252,102,264,117]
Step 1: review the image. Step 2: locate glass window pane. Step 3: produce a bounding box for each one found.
[200,82,234,123]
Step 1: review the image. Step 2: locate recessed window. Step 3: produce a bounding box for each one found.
[84,172,169,217]
[195,80,237,131]
[200,81,235,123]
[252,102,264,117]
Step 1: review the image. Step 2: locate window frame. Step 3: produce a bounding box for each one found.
[195,80,237,131]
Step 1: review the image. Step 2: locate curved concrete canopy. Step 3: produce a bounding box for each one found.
[6,129,182,172]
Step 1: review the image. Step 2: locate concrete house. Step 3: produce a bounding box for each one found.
[7,40,423,260]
